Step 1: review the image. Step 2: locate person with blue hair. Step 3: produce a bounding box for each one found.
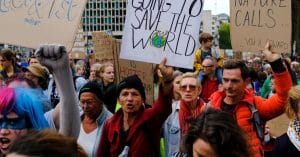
[0,87,49,155]
[0,44,80,156]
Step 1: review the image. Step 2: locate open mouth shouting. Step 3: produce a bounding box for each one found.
[0,137,11,153]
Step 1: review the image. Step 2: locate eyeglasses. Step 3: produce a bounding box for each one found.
[180,84,197,91]
[202,65,214,68]
[80,100,96,106]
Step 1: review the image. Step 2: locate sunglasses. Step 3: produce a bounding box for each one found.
[180,84,197,91]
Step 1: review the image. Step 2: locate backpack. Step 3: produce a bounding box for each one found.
[205,101,264,142]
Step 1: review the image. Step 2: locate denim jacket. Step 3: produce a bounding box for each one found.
[163,101,181,157]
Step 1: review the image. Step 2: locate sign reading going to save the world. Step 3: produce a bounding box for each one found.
[120,0,204,69]
[0,0,87,52]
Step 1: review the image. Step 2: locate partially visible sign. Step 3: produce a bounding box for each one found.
[0,0,88,52]
[71,24,86,59]
[267,114,290,137]
[117,59,154,105]
[230,0,291,53]
[120,0,204,69]
[92,32,114,62]
[114,39,154,105]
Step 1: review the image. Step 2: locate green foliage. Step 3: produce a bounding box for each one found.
[218,23,232,49]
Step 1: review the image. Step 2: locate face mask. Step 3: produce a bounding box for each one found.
[0,116,31,130]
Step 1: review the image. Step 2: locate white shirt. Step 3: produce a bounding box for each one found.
[77,123,98,157]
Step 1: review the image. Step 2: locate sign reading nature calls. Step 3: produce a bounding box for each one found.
[0,0,87,52]
[230,0,292,53]
[120,0,204,69]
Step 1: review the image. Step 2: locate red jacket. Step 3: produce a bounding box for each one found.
[207,70,292,157]
[96,92,172,157]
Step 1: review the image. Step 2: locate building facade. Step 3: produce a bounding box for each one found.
[82,0,127,36]
[200,10,230,47]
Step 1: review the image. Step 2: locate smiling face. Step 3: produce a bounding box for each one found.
[0,112,29,154]
[118,88,143,114]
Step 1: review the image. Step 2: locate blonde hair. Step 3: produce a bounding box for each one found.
[99,62,114,80]
[181,72,201,87]
[286,85,300,119]
[90,63,102,79]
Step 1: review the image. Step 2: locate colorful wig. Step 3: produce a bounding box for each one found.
[0,87,49,130]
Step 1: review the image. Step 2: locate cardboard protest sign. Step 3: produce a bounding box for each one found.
[114,40,154,105]
[118,59,154,105]
[120,0,204,69]
[0,0,87,52]
[71,25,86,59]
[267,114,290,137]
[230,0,292,53]
[92,32,114,63]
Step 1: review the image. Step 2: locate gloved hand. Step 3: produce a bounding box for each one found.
[35,44,69,72]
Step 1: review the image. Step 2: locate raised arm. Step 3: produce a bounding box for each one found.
[256,42,292,120]
[158,58,174,97]
[35,44,80,138]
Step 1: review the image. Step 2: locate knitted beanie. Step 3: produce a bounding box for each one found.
[78,81,103,100]
[117,75,146,101]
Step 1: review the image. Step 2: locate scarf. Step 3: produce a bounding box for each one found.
[179,98,205,134]
[287,118,300,151]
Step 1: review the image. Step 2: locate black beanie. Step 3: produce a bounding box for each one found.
[79,81,103,100]
[117,75,146,101]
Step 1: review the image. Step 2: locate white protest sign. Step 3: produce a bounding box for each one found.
[0,0,88,52]
[230,0,291,53]
[120,0,204,69]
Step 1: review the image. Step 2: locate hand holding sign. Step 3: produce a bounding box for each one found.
[262,42,281,63]
[158,57,174,98]
[158,58,174,84]
[0,0,88,52]
[120,0,204,69]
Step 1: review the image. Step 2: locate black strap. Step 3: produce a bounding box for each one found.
[205,101,211,112]
[207,100,264,142]
[247,103,264,142]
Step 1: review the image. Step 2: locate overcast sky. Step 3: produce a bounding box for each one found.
[203,0,230,15]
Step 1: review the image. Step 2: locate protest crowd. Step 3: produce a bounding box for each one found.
[0,0,300,157]
[0,31,299,157]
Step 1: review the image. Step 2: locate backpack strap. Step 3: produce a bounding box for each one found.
[205,101,211,112]
[247,103,264,142]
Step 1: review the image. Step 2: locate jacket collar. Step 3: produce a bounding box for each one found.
[81,106,112,125]
[210,88,255,106]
